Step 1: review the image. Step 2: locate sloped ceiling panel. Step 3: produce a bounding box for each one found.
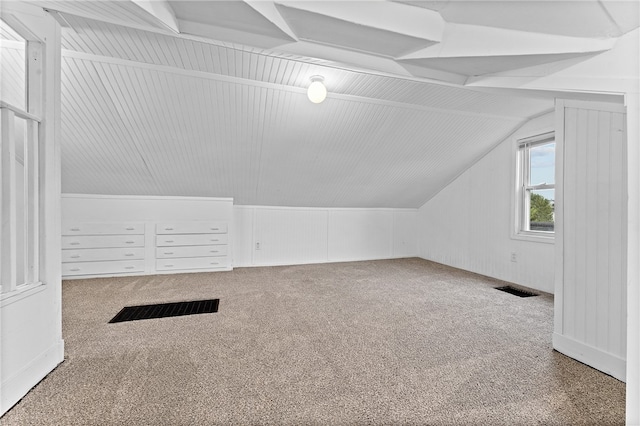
[60,55,529,207]
[41,2,601,208]
[59,16,551,120]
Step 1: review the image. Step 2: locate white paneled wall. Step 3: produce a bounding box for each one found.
[255,208,328,266]
[553,100,627,381]
[417,113,556,293]
[328,210,393,261]
[233,206,418,267]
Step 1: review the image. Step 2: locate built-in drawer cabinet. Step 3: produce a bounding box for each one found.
[153,220,230,273]
[63,220,231,278]
[156,257,227,271]
[156,222,227,234]
[156,234,228,247]
[62,235,145,249]
[63,260,145,276]
[62,247,145,263]
[62,222,144,236]
[62,222,146,278]
[156,245,227,259]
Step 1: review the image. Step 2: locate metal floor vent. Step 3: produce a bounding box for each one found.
[109,299,219,323]
[495,286,539,298]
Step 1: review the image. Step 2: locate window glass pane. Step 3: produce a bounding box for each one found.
[529,189,554,232]
[0,19,27,111]
[529,141,555,186]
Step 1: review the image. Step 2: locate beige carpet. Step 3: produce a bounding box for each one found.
[1,258,625,425]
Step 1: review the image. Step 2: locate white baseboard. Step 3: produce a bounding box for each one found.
[1,339,65,416]
[553,332,626,382]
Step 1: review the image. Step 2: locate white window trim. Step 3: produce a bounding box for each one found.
[511,128,556,244]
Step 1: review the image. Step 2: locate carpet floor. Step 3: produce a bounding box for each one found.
[1,258,625,425]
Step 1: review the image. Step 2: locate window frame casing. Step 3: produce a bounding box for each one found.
[512,130,556,244]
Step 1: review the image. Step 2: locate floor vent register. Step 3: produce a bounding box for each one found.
[109,299,219,323]
[494,286,539,298]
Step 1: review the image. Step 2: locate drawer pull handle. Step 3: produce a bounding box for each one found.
[165,227,174,231]
[125,241,135,244]
[165,240,174,243]
[210,262,219,265]
[124,266,135,270]
[210,228,219,230]
[125,227,135,231]
[164,252,174,255]
[70,242,80,246]
[210,250,218,253]
[165,264,174,267]
[70,268,80,272]
[210,239,218,242]
[70,228,80,232]
[124,253,134,257]
[70,255,80,259]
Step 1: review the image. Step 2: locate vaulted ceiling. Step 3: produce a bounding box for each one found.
[2,1,638,207]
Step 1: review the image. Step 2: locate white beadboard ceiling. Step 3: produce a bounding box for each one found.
[3,1,638,207]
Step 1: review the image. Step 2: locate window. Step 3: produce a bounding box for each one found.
[515,132,555,239]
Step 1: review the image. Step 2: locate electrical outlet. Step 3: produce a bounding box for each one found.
[511,252,517,262]
[256,242,261,250]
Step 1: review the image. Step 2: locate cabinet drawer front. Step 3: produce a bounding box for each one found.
[156,257,228,271]
[62,222,144,236]
[62,260,145,276]
[62,247,145,263]
[155,234,228,247]
[156,245,228,259]
[62,235,145,249]
[156,222,227,234]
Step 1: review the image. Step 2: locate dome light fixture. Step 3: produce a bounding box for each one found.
[307,75,327,104]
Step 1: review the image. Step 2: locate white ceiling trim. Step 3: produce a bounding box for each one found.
[62,48,529,121]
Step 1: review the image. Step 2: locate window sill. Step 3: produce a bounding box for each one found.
[511,232,555,244]
[0,282,46,307]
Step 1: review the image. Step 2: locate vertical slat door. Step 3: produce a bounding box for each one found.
[555,100,627,381]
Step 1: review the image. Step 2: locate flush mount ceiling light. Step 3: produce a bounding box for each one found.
[307,75,327,104]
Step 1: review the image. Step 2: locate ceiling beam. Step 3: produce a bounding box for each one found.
[397,23,617,60]
[130,0,179,33]
[275,1,444,44]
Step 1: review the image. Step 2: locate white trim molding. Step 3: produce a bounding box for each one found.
[553,333,626,382]
[0,340,65,414]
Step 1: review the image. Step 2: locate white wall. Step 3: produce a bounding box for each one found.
[0,4,63,416]
[233,206,418,267]
[417,113,555,293]
[552,100,627,382]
